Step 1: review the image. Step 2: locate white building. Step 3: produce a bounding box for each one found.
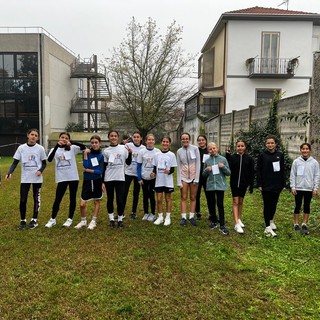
[184,7,320,139]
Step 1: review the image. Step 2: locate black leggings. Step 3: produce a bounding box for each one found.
[141,179,156,214]
[20,183,42,220]
[262,191,280,227]
[52,180,79,219]
[195,176,208,213]
[124,174,140,213]
[205,190,225,226]
[105,181,126,216]
[294,190,312,214]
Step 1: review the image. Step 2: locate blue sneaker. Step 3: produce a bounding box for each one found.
[180,218,187,226]
[189,217,197,226]
[219,225,229,235]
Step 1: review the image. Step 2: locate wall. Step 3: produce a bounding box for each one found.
[204,92,311,159]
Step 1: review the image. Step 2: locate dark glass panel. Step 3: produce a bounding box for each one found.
[17,54,38,78]
[3,55,14,78]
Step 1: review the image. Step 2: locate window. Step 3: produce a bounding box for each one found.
[261,32,280,73]
[201,49,214,88]
[256,89,280,107]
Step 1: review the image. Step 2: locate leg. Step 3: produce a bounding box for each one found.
[293,191,303,225]
[123,174,133,210]
[52,181,68,219]
[115,181,126,216]
[269,192,280,221]
[68,180,79,219]
[156,192,164,214]
[195,178,203,214]
[141,180,149,214]
[262,191,272,227]
[80,199,87,218]
[149,179,156,214]
[131,176,141,213]
[180,181,189,214]
[93,199,100,218]
[165,192,172,213]
[31,183,42,220]
[216,191,225,226]
[20,183,31,221]
[206,190,217,223]
[302,191,312,224]
[189,183,199,214]
[105,181,115,214]
[232,196,240,224]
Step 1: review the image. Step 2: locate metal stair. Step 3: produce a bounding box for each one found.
[70,55,112,131]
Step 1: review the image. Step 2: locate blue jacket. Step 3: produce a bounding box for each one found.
[203,154,231,191]
[83,149,104,181]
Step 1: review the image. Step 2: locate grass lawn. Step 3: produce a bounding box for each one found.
[0,155,320,320]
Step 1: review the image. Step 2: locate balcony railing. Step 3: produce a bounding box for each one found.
[246,57,297,79]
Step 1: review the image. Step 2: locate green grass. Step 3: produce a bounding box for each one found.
[0,155,320,319]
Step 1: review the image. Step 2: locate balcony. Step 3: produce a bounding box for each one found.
[246,57,299,79]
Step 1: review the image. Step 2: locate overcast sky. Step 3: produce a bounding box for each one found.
[1,0,320,66]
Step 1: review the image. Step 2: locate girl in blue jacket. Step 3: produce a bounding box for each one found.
[203,142,231,235]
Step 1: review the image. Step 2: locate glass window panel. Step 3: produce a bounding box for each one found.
[17,54,38,78]
[3,55,14,78]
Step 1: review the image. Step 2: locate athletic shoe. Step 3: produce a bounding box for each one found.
[28,219,38,229]
[147,214,156,222]
[117,221,124,228]
[189,217,197,226]
[196,213,202,220]
[45,218,56,228]
[18,221,27,230]
[62,218,73,227]
[164,218,171,226]
[209,222,218,229]
[234,223,244,234]
[154,217,164,225]
[87,220,96,230]
[264,226,277,237]
[130,212,137,219]
[109,220,115,228]
[74,220,87,229]
[301,224,309,235]
[219,226,229,235]
[238,219,245,228]
[142,213,149,221]
[294,224,300,232]
[270,220,277,230]
[180,218,187,226]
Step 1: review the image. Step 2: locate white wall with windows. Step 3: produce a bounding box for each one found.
[224,20,315,112]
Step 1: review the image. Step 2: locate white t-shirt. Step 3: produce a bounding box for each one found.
[13,143,47,183]
[152,151,177,188]
[49,145,82,183]
[125,142,146,177]
[103,144,129,182]
[137,147,161,180]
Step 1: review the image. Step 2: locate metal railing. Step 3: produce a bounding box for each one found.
[247,57,296,75]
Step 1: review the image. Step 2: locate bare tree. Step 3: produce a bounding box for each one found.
[106,17,195,137]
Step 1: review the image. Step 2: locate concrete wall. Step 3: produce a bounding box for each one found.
[204,92,311,159]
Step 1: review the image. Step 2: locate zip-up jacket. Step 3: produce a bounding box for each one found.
[226,152,254,190]
[203,154,231,191]
[177,144,200,187]
[257,149,285,192]
[290,156,320,191]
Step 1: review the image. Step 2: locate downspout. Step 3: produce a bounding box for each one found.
[38,33,44,148]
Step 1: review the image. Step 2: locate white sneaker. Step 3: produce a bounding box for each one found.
[62,218,73,227]
[270,220,277,230]
[164,218,171,226]
[238,219,245,228]
[234,223,244,234]
[147,214,156,222]
[45,218,56,228]
[74,220,87,229]
[154,217,164,225]
[264,226,277,237]
[142,213,149,221]
[87,220,96,230]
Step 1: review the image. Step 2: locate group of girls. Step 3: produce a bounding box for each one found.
[5,129,320,236]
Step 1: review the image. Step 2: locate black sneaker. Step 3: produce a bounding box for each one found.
[180,218,187,226]
[109,220,115,228]
[219,225,229,235]
[117,221,124,228]
[130,212,137,219]
[294,224,300,232]
[196,213,202,220]
[189,217,197,226]
[18,221,27,230]
[28,219,38,229]
[209,222,218,229]
[301,224,309,235]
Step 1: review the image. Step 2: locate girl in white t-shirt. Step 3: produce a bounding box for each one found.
[103,130,132,228]
[5,129,47,229]
[45,132,86,228]
[137,133,161,222]
[152,136,177,226]
[123,131,146,219]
